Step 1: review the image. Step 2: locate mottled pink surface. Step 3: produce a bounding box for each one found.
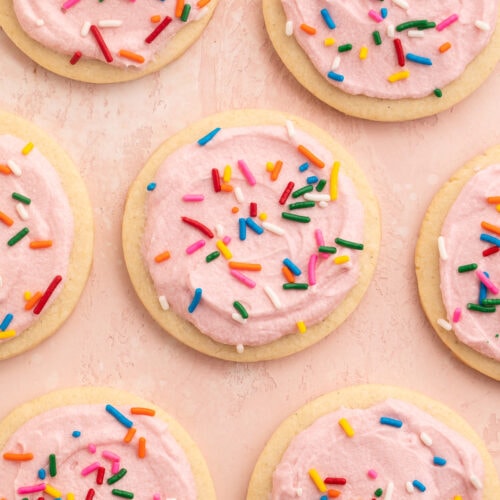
[0,1,499,499]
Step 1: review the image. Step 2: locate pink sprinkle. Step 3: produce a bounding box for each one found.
[452,307,462,322]
[476,269,499,294]
[237,159,256,186]
[182,194,204,202]
[367,469,378,479]
[222,235,231,245]
[102,450,120,462]
[436,13,459,31]
[230,269,256,288]
[308,254,318,285]
[315,229,329,259]
[368,9,383,22]
[61,0,81,11]
[88,444,97,454]
[17,484,46,495]
[81,462,101,476]
[111,460,121,474]
[153,495,161,500]
[186,239,206,254]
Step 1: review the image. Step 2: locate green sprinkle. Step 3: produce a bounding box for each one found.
[12,192,31,204]
[467,303,496,313]
[495,334,499,338]
[107,468,128,485]
[374,489,383,498]
[458,263,477,273]
[338,43,353,52]
[318,245,337,254]
[288,201,315,210]
[434,88,443,98]
[292,185,314,198]
[316,179,327,192]
[233,301,249,319]
[49,454,56,477]
[482,299,500,305]
[396,20,435,32]
[281,212,311,223]
[206,250,221,263]
[334,237,364,250]
[283,283,309,290]
[112,490,134,499]
[180,3,191,21]
[372,30,382,45]
[7,227,29,246]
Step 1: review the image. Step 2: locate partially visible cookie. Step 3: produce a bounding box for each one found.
[416,146,500,381]
[247,384,500,499]
[0,387,216,499]
[0,0,218,83]
[263,1,500,121]
[123,109,380,362]
[0,110,93,360]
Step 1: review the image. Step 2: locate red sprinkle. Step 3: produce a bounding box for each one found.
[324,477,347,485]
[181,216,214,238]
[96,466,105,485]
[90,25,113,62]
[69,51,82,65]
[145,16,172,44]
[33,275,62,315]
[393,38,405,66]
[279,181,295,205]
[211,168,221,192]
[483,245,499,257]
[250,202,257,217]
[85,489,95,500]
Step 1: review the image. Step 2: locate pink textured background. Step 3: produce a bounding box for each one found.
[1,2,499,497]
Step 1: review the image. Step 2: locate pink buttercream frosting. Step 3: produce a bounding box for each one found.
[0,135,73,341]
[142,124,365,348]
[272,399,484,498]
[281,0,498,99]
[440,163,500,362]
[12,0,211,68]
[0,404,196,499]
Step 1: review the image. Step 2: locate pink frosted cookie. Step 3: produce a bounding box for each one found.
[263,1,500,121]
[0,110,93,360]
[122,109,380,362]
[247,385,500,499]
[416,145,500,380]
[0,0,218,82]
[0,387,215,500]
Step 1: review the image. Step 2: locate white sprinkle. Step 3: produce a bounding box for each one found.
[392,0,409,10]
[475,20,490,31]
[386,24,395,38]
[408,29,425,38]
[303,193,330,202]
[234,186,244,203]
[437,318,452,331]
[318,201,329,208]
[405,481,414,493]
[470,474,483,489]
[15,203,29,221]
[295,487,303,497]
[231,312,247,324]
[7,159,22,176]
[420,432,433,446]
[261,221,285,235]
[285,20,293,36]
[236,344,245,354]
[437,236,448,260]
[98,19,123,28]
[384,481,394,500]
[264,286,282,309]
[285,120,295,139]
[35,19,45,27]
[331,55,341,71]
[81,21,91,37]
[158,295,169,311]
[215,224,224,238]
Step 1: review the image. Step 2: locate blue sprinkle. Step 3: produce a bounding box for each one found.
[381,7,388,19]
[188,288,202,313]
[0,313,13,331]
[38,468,46,480]
[406,53,433,65]
[433,456,447,466]
[306,176,319,184]
[380,416,403,428]
[283,258,301,276]
[320,8,336,29]
[479,271,489,304]
[105,404,134,429]
[146,182,157,191]
[480,233,500,246]
[246,218,264,235]
[197,127,221,146]
[327,71,345,82]
[412,479,426,492]
[239,218,247,241]
[298,162,309,172]
[72,430,81,438]
[320,496,328,500]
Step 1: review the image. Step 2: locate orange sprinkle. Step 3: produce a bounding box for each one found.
[481,221,500,236]
[151,15,161,23]
[231,206,239,214]
[0,211,14,226]
[3,453,34,461]
[119,50,145,64]
[486,196,500,204]
[25,292,43,311]
[138,437,146,458]
[29,240,53,249]
[282,266,295,283]
[123,427,137,443]
[220,183,234,192]
[0,164,12,175]
[300,23,317,35]
[328,490,341,498]
[197,0,211,7]
[130,407,156,416]
[270,160,283,181]
[228,262,262,271]
[154,251,171,263]
[297,145,325,168]
[175,0,185,17]
[439,42,451,53]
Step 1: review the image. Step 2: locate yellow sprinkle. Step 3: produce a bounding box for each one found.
[216,240,232,260]
[324,37,335,46]
[359,45,368,59]
[388,69,410,82]
[223,165,232,183]
[259,212,268,221]
[329,161,341,201]
[296,320,306,334]
[67,494,75,500]
[338,417,355,437]
[265,161,274,172]
[0,330,16,339]
[24,291,32,300]
[453,497,462,500]
[308,468,327,492]
[334,255,350,265]
[496,204,500,212]
[22,142,34,155]
[45,485,62,498]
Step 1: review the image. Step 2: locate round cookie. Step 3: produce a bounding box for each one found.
[416,146,500,381]
[263,1,500,121]
[0,386,216,499]
[0,110,93,360]
[247,384,500,499]
[122,109,380,362]
[0,1,219,83]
